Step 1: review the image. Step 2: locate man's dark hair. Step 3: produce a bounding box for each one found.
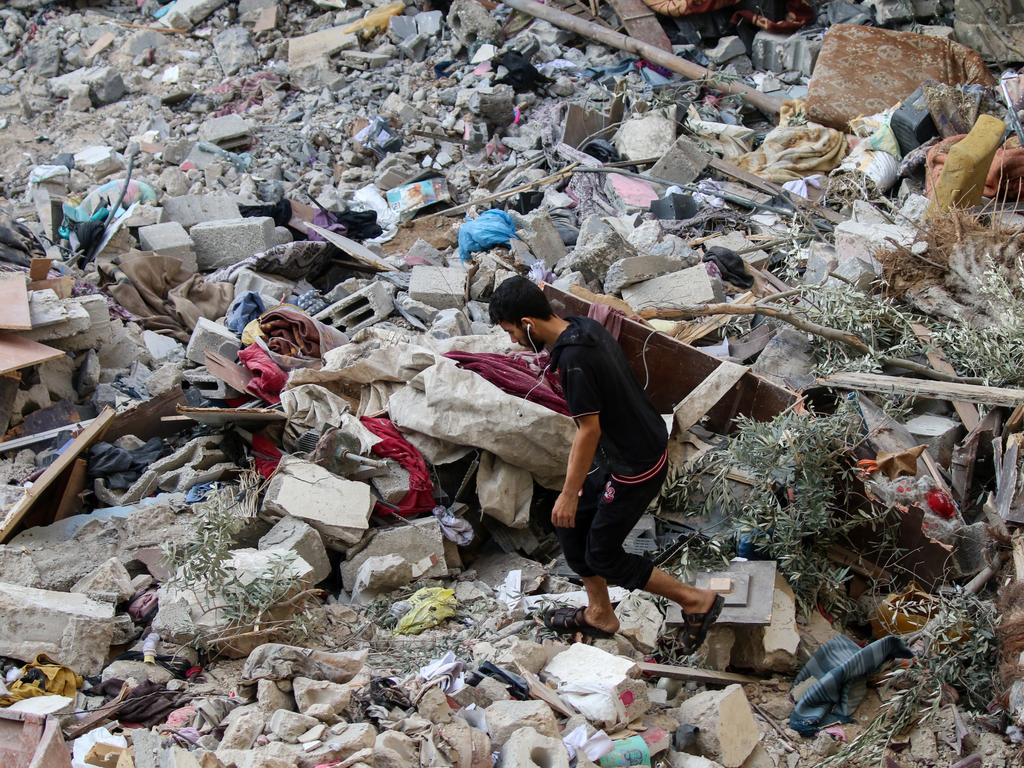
[489,276,554,325]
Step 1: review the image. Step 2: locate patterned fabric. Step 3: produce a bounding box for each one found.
[790,635,913,736]
[806,25,995,131]
[642,0,737,16]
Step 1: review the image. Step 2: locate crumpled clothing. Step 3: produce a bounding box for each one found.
[443,350,569,416]
[239,199,292,227]
[493,50,551,93]
[294,289,328,315]
[0,654,82,707]
[587,303,624,340]
[925,136,1024,202]
[97,679,183,727]
[209,71,283,117]
[361,416,435,516]
[805,24,994,131]
[100,252,234,342]
[238,343,287,404]
[307,209,384,243]
[87,437,167,489]
[736,101,848,183]
[458,209,518,262]
[790,635,913,736]
[259,306,348,360]
[703,246,753,289]
[207,240,333,284]
[433,505,474,545]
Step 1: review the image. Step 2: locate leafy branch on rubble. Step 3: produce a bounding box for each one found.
[818,590,999,767]
[162,490,315,652]
[661,400,894,620]
[933,259,1024,387]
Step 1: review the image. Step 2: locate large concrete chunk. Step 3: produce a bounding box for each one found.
[485,700,559,747]
[622,265,724,312]
[259,516,331,586]
[190,217,276,270]
[288,27,359,69]
[138,222,197,272]
[0,581,115,675]
[185,317,241,366]
[408,266,468,310]
[542,643,648,728]
[340,517,447,590]
[160,0,227,30]
[676,684,759,767]
[499,727,570,768]
[263,457,374,547]
[649,135,710,186]
[604,254,686,295]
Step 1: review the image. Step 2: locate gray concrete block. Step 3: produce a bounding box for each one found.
[199,114,253,148]
[408,266,468,310]
[183,366,243,400]
[649,135,710,186]
[234,269,295,303]
[259,516,331,586]
[190,216,276,270]
[621,264,724,312]
[604,254,685,294]
[185,317,241,366]
[138,222,197,272]
[161,193,241,231]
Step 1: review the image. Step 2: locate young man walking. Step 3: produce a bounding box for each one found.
[489,276,723,650]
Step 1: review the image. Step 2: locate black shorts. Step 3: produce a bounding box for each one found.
[554,453,668,590]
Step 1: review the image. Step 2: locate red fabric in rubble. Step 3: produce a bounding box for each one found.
[251,431,282,479]
[443,351,570,416]
[360,416,436,517]
[238,344,288,404]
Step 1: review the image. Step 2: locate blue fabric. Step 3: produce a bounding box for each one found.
[226,291,266,334]
[790,635,913,736]
[458,209,517,262]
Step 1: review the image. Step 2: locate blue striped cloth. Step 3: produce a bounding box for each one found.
[790,635,913,736]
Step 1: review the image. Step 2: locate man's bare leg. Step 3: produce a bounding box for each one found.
[581,575,620,634]
[645,568,718,614]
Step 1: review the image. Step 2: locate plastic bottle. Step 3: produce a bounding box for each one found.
[143,633,159,664]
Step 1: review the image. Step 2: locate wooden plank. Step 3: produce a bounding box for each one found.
[205,350,254,394]
[0,333,64,375]
[819,372,1024,407]
[29,258,52,282]
[53,458,88,523]
[0,276,32,331]
[910,324,980,431]
[0,407,115,543]
[672,361,747,434]
[606,0,672,51]
[518,669,577,718]
[637,662,759,685]
[303,223,396,272]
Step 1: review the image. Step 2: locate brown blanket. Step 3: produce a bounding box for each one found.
[101,251,234,342]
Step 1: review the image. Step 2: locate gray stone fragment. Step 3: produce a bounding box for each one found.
[190,217,276,270]
[214,27,258,77]
[408,266,468,310]
[604,254,686,294]
[649,135,710,186]
[621,264,724,311]
[258,517,331,586]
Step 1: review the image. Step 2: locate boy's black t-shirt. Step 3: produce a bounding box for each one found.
[549,316,667,477]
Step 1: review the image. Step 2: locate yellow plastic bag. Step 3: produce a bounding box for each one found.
[395,587,457,636]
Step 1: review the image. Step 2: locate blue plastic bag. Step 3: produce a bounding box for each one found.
[457,209,517,262]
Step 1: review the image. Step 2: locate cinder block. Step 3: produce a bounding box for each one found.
[139,222,197,272]
[185,317,241,366]
[184,366,243,400]
[190,217,276,270]
[315,281,395,333]
[408,266,468,310]
[161,193,241,230]
[649,135,710,186]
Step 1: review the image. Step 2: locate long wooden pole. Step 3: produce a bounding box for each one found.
[502,0,783,116]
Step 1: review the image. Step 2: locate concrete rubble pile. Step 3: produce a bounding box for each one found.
[1,0,1024,766]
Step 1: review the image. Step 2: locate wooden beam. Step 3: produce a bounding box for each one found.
[672,361,747,434]
[819,372,1024,407]
[638,662,759,685]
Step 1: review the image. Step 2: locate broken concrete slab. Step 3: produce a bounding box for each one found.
[485,699,560,747]
[408,266,468,310]
[0,581,115,675]
[604,254,686,295]
[160,0,228,30]
[258,516,331,586]
[138,222,197,272]
[622,265,725,313]
[160,194,242,231]
[340,517,447,590]
[648,134,711,186]
[542,643,648,728]
[288,27,359,69]
[676,684,759,767]
[198,114,254,149]
[70,556,133,604]
[263,457,374,548]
